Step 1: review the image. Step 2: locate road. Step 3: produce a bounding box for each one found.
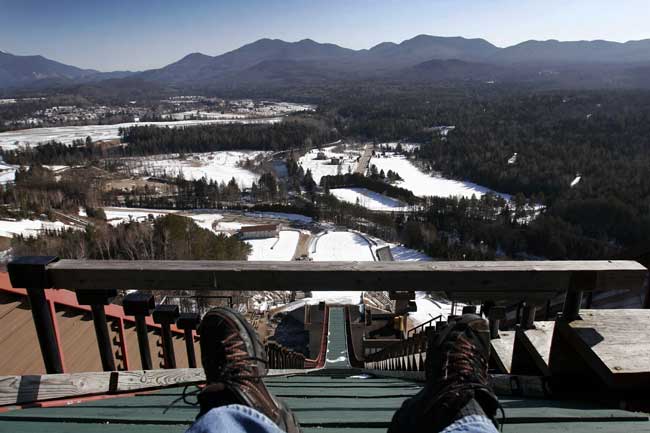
[355,144,373,175]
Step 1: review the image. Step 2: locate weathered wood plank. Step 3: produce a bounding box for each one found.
[0,368,315,406]
[491,331,515,374]
[564,309,650,388]
[41,260,646,299]
[511,322,555,376]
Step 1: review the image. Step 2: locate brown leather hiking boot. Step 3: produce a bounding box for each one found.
[197,307,301,433]
[388,313,500,433]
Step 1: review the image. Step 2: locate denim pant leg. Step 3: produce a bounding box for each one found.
[186,404,285,433]
[441,415,499,433]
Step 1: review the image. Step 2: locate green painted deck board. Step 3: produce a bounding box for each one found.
[0,420,190,433]
[1,374,649,431]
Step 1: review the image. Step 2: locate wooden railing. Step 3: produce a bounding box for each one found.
[6,257,647,374]
[266,341,305,369]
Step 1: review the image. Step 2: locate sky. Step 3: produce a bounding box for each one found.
[1,0,649,71]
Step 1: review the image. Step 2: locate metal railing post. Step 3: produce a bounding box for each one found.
[8,256,63,374]
[76,289,117,371]
[177,313,200,368]
[153,305,180,369]
[123,292,155,370]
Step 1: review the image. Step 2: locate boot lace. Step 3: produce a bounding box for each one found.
[434,328,506,429]
[214,331,267,384]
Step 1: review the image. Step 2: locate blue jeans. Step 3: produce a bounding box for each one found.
[186,405,498,433]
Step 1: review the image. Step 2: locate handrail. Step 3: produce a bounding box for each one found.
[9,258,647,295]
[5,257,648,374]
[407,314,442,336]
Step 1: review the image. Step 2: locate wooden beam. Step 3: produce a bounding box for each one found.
[0,368,313,406]
[40,260,646,301]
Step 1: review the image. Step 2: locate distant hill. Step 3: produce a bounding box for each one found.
[0,51,132,89]
[135,35,650,89]
[3,35,650,91]
[494,39,650,64]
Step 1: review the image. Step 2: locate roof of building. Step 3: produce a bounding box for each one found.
[239,224,279,233]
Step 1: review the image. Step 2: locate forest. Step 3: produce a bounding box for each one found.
[0,117,338,165]
[317,87,650,255]
[320,173,417,205]
[12,214,251,260]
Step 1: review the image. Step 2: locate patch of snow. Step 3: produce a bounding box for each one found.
[507,153,518,165]
[370,154,510,200]
[0,219,76,238]
[0,161,18,184]
[389,245,432,261]
[377,142,420,152]
[433,126,456,137]
[103,207,175,226]
[246,230,299,261]
[570,175,582,187]
[186,213,224,232]
[330,188,408,211]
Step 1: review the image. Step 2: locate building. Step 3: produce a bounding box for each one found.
[237,223,279,240]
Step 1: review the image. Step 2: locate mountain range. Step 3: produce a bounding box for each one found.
[3,35,650,91]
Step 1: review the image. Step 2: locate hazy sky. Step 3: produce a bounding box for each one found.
[1,0,649,71]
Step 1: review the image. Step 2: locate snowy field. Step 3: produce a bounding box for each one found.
[130,151,266,188]
[298,145,361,183]
[246,230,299,261]
[0,219,75,238]
[330,187,408,211]
[102,208,176,226]
[184,213,224,232]
[371,154,510,200]
[0,118,282,150]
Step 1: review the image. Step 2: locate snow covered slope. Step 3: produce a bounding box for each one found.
[298,146,360,183]
[371,154,510,200]
[130,151,264,188]
[330,187,408,211]
[309,231,375,305]
[310,231,375,261]
[247,230,299,261]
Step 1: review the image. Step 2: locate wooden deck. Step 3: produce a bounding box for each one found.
[1,374,649,432]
